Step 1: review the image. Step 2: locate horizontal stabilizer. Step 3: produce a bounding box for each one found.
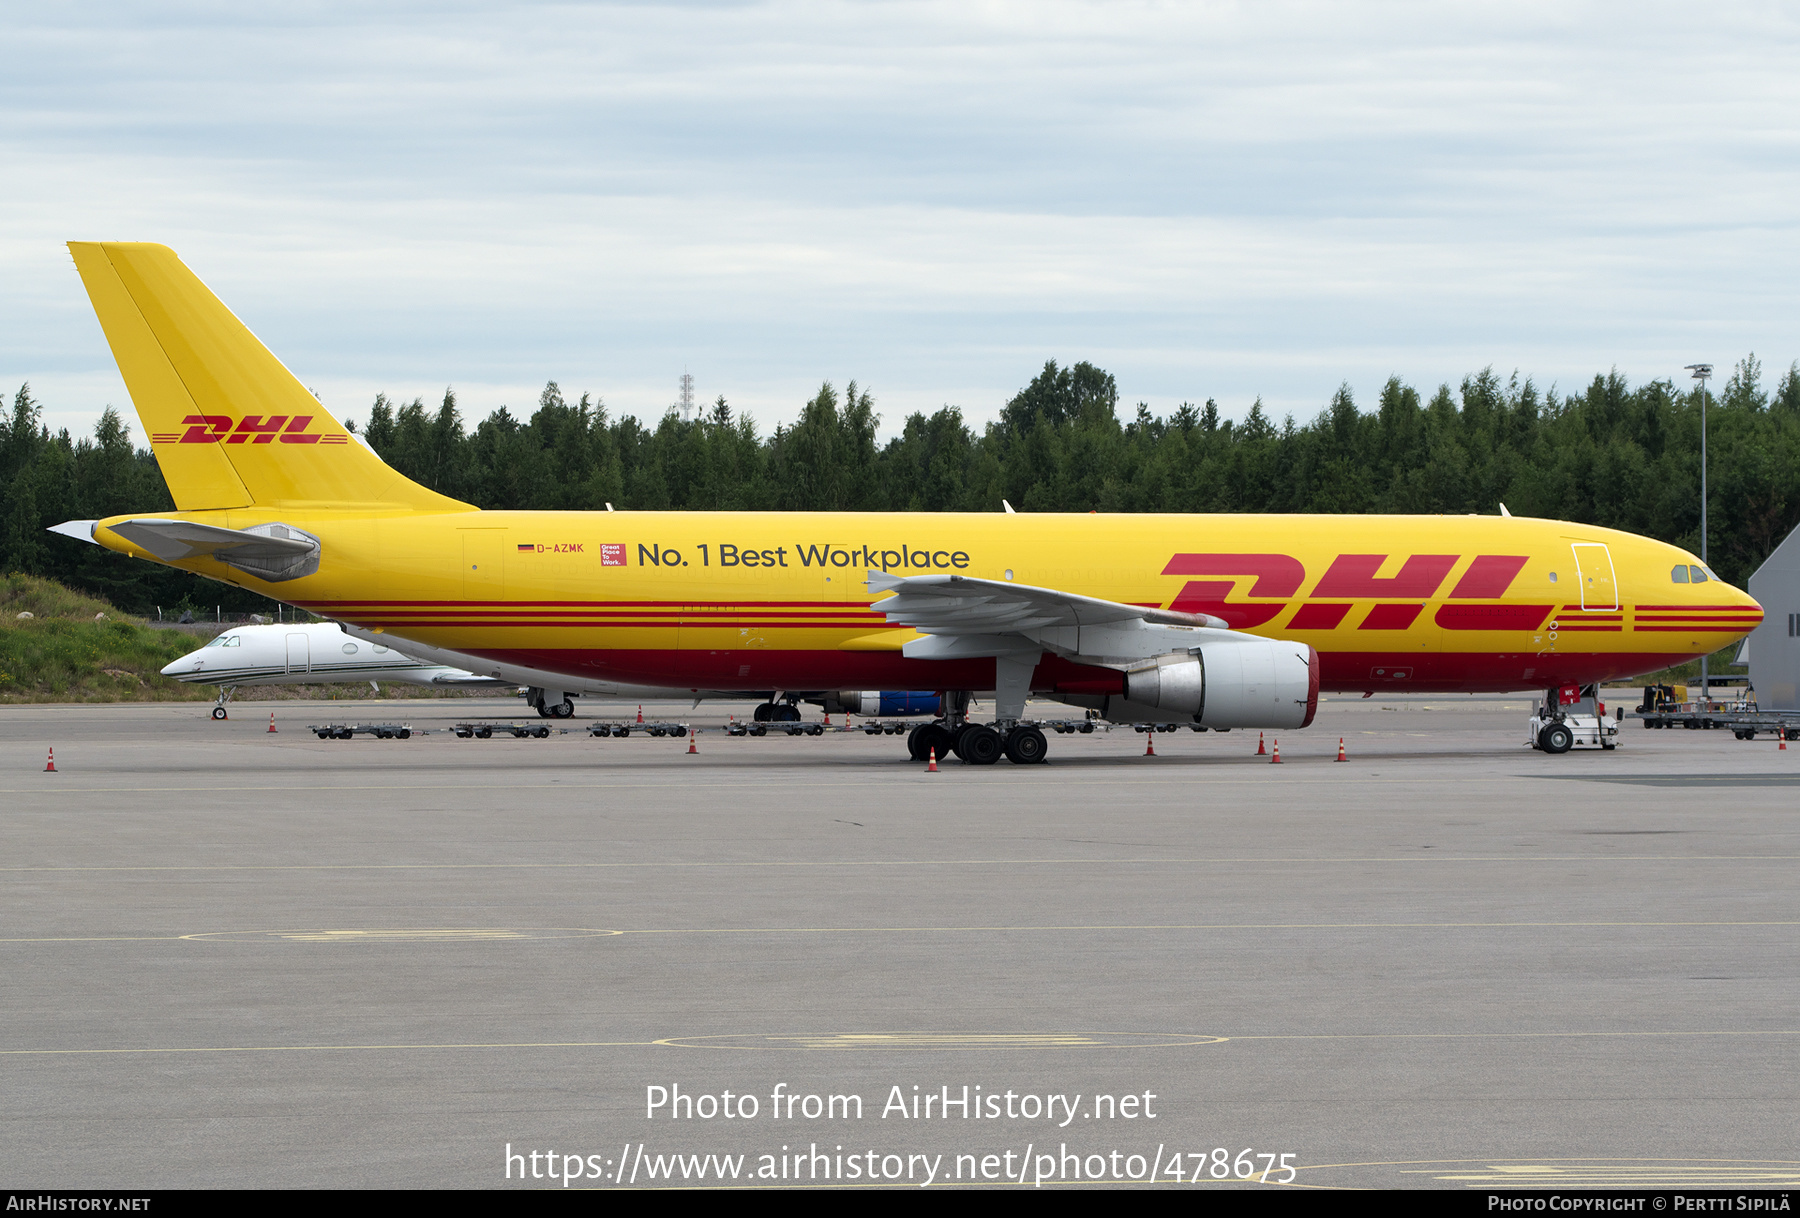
[46,520,100,545]
[108,518,321,583]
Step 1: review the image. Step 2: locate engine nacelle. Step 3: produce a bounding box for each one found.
[1122,638,1318,729]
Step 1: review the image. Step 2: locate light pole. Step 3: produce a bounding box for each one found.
[1685,362,1713,699]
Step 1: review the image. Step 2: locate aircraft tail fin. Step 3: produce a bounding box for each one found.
[67,242,471,514]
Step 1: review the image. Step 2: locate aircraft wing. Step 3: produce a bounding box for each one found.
[865,570,1241,664]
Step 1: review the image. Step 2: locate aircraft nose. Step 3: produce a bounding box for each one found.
[1734,584,1765,623]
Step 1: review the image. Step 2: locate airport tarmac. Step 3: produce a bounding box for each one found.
[2,693,1796,1190]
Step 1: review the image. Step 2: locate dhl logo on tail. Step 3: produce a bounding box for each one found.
[152,414,349,446]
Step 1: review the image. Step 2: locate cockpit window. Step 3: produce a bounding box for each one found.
[1671,565,1690,583]
[204,634,242,647]
[1689,565,1709,583]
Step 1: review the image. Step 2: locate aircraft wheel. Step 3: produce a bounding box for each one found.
[954,724,1003,765]
[1004,725,1048,765]
[906,724,930,760]
[1541,723,1574,755]
[535,705,550,718]
[914,723,954,761]
[773,703,801,723]
[211,706,228,720]
[752,703,773,722]
[551,700,574,718]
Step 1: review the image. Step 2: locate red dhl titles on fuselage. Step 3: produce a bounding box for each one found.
[279,512,1759,695]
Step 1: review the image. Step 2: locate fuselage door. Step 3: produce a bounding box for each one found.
[285,631,310,674]
[462,529,507,600]
[1570,543,1618,611]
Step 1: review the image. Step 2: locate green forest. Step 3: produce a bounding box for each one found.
[3,355,1797,614]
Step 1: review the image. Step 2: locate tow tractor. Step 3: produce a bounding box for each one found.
[1527,683,1620,754]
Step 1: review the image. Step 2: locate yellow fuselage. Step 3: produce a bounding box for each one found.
[96,507,1759,695]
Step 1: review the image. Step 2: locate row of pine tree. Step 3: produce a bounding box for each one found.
[2,356,1795,613]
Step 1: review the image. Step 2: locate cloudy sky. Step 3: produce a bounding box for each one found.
[4,1,1797,443]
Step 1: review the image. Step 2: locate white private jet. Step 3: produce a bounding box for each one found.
[162,621,512,717]
[163,620,949,725]
[162,620,751,719]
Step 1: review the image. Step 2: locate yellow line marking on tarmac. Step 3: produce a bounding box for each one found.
[659,1031,1230,1049]
[4,919,1796,943]
[0,774,1643,795]
[5,1030,1797,1058]
[5,854,1797,873]
[0,1040,660,1056]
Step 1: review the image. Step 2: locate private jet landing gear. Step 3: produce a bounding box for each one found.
[524,687,575,718]
[211,686,236,720]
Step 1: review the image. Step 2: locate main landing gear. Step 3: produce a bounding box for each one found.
[752,697,802,723]
[904,691,1050,766]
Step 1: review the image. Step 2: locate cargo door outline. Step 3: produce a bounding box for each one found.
[285,631,310,674]
[1571,543,1618,611]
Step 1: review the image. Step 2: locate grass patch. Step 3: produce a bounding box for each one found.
[0,614,214,702]
[0,573,507,704]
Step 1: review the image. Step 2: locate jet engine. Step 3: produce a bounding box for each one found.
[1060,638,1318,729]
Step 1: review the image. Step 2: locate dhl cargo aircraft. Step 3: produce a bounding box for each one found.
[53,242,1763,764]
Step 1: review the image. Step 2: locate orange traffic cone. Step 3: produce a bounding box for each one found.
[1781,733,1788,751]
[1144,728,1156,757]
[44,747,56,773]
[823,712,831,725]
[1270,738,1282,764]
[268,712,278,734]
[1335,737,1346,762]
[926,746,938,773]
[636,705,644,724]
[1257,731,1267,755]
[687,734,698,755]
